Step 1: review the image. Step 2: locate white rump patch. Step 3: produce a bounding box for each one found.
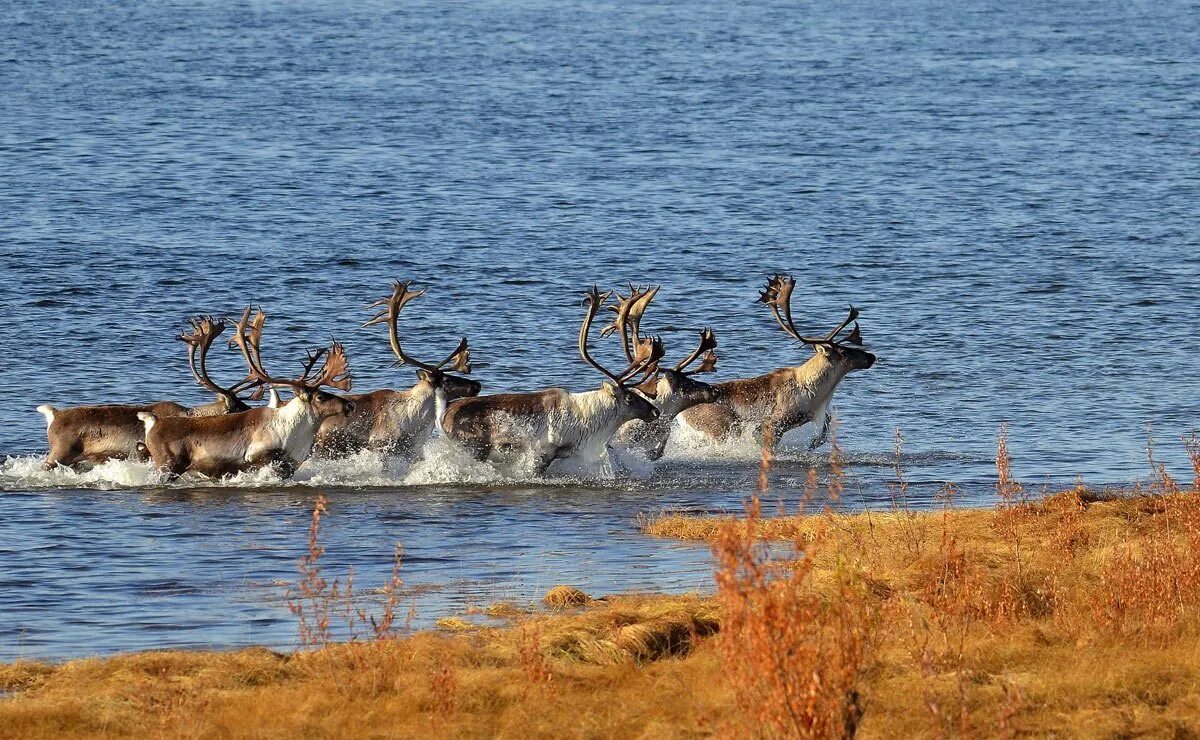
[36,405,55,427]
[136,411,156,432]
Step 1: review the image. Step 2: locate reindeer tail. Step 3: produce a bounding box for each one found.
[136,411,157,433]
[36,405,56,428]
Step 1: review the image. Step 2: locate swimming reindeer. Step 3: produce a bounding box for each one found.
[440,286,662,474]
[36,316,263,470]
[606,285,720,461]
[679,274,875,449]
[138,307,354,479]
[312,280,481,458]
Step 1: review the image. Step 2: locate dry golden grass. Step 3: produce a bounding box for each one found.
[645,489,1200,737]
[543,585,592,609]
[0,593,733,739]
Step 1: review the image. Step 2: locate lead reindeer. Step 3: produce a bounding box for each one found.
[138,307,355,480]
[605,285,721,461]
[441,286,662,475]
[312,280,481,458]
[679,274,876,449]
[36,316,263,470]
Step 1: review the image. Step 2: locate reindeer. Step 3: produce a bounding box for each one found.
[312,280,481,458]
[605,285,720,461]
[36,316,263,471]
[440,286,661,475]
[138,307,354,480]
[679,274,876,449]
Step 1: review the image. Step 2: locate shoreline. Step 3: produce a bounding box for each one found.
[5,482,1200,737]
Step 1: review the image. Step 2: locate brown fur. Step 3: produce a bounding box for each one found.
[313,374,480,459]
[441,390,565,458]
[142,391,353,480]
[40,401,209,470]
[680,344,874,445]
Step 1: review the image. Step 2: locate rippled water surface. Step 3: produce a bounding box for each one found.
[2,0,1198,658]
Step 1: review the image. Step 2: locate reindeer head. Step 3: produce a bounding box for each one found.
[758,274,876,372]
[580,286,661,423]
[364,280,482,399]
[229,307,356,419]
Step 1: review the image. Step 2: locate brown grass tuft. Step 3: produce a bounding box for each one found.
[542,585,591,609]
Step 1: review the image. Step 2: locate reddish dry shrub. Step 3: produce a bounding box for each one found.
[714,427,874,739]
[1094,490,1200,637]
[1183,432,1200,492]
[1146,423,1181,495]
[427,651,457,722]
[285,495,408,649]
[715,513,871,738]
[288,494,332,647]
[1093,538,1200,636]
[516,625,554,692]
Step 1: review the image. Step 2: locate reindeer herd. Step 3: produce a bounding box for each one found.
[34,274,877,481]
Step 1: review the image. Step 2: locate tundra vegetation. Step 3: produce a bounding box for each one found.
[3,428,1200,738]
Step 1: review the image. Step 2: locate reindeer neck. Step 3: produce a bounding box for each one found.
[568,387,627,434]
[407,379,438,402]
[276,397,317,424]
[791,352,853,400]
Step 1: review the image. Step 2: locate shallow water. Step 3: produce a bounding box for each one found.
[2,0,1198,658]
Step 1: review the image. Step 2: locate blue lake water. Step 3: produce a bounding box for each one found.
[1,0,1198,659]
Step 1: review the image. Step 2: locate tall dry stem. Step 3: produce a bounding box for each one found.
[1146,423,1180,495]
[287,494,332,648]
[891,428,925,556]
[995,426,1026,579]
[1181,432,1200,492]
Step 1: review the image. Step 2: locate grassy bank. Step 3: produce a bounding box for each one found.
[4,432,1200,737]
[0,594,732,739]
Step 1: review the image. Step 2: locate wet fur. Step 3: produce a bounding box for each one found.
[612,371,719,461]
[36,400,230,471]
[313,374,479,459]
[139,392,352,480]
[441,385,657,474]
[678,347,873,447]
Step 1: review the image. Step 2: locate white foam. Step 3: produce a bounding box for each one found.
[0,455,164,490]
[402,438,505,485]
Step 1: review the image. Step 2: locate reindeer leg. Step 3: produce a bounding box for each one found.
[533,447,562,476]
[161,455,189,482]
[270,453,299,480]
[44,442,82,471]
[644,434,669,462]
[808,412,832,450]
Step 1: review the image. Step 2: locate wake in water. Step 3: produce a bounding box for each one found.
[0,415,980,492]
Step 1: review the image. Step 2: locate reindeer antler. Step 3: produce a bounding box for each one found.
[307,342,353,391]
[579,286,659,386]
[229,306,352,393]
[674,327,718,374]
[364,280,472,376]
[180,315,265,405]
[602,285,660,363]
[758,274,865,348]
